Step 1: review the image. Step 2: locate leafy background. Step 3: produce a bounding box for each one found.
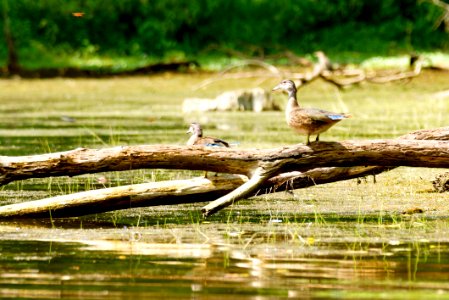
[1,0,448,68]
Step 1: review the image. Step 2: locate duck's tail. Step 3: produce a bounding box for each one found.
[328,113,352,120]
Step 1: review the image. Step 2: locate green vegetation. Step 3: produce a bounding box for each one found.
[1,0,448,70]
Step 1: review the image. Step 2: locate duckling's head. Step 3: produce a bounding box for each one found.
[272,79,299,95]
[187,122,203,137]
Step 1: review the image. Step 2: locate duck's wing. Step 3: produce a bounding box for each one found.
[303,108,350,122]
[200,137,230,147]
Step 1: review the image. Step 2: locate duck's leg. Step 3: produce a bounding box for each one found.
[315,134,320,142]
[306,134,311,145]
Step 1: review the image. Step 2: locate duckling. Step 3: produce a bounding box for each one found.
[272,79,350,145]
[186,122,230,147]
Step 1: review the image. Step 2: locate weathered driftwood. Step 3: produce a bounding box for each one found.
[0,126,447,187]
[0,165,388,218]
[0,127,448,218]
[0,175,247,218]
[194,51,426,91]
[0,127,448,187]
[309,52,423,88]
[201,141,449,216]
[1,138,449,187]
[202,127,449,216]
[260,126,449,194]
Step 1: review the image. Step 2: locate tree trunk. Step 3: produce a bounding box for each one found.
[2,0,20,75]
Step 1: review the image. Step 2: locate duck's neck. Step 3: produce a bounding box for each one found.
[187,134,199,145]
[286,89,299,107]
[187,128,203,145]
[285,90,299,120]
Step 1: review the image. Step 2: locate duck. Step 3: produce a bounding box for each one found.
[186,122,229,177]
[272,79,350,145]
[186,122,230,147]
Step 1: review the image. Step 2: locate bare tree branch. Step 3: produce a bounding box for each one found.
[194,59,283,90]
[425,0,449,31]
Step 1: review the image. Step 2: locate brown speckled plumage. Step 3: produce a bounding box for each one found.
[272,79,351,145]
[186,122,229,147]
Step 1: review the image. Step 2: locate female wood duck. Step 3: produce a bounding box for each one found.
[272,79,350,145]
[186,122,230,147]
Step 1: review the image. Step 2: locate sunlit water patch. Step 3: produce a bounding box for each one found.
[1,221,449,299]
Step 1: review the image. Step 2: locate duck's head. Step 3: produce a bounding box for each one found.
[272,79,299,94]
[187,122,203,136]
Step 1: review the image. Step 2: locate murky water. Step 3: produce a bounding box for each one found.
[2,218,449,299]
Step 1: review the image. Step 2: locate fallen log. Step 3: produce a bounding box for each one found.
[201,139,449,216]
[0,127,447,186]
[1,127,448,186]
[0,167,388,218]
[302,51,423,89]
[0,145,255,186]
[194,51,426,91]
[0,175,247,218]
[0,127,448,218]
[202,127,449,216]
[6,127,443,190]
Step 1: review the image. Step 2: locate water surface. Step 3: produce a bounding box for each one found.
[1,217,449,299]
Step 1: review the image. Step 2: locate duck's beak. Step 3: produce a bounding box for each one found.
[272,84,282,92]
[186,127,193,134]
